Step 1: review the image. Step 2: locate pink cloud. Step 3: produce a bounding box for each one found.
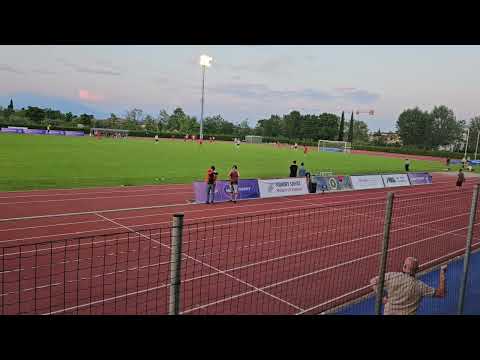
[79,89,103,102]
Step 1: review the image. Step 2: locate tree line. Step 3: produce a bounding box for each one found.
[396,105,466,150]
[0,99,370,144]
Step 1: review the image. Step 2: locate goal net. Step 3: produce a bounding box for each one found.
[90,128,129,138]
[318,140,351,153]
[245,135,262,144]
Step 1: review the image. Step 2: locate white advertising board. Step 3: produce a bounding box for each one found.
[258,178,309,198]
[350,175,385,190]
[381,174,411,188]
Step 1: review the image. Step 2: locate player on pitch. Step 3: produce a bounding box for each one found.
[228,165,240,203]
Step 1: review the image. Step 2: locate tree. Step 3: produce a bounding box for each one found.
[167,108,186,131]
[8,99,13,110]
[347,112,354,143]
[78,114,94,126]
[466,116,480,153]
[396,107,432,148]
[143,115,157,132]
[283,111,302,139]
[317,113,340,140]
[157,109,170,132]
[353,120,369,143]
[65,112,74,122]
[25,106,46,123]
[430,105,463,148]
[338,111,345,141]
[397,106,463,149]
[124,109,144,130]
[236,120,252,138]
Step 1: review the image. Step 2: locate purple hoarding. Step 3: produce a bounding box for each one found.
[46,130,66,135]
[24,129,46,135]
[65,131,85,137]
[193,179,260,203]
[407,172,432,185]
[1,128,24,133]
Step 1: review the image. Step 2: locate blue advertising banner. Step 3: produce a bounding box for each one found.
[407,172,432,185]
[1,128,23,133]
[313,175,353,192]
[46,130,66,135]
[194,179,260,203]
[65,131,85,137]
[24,129,46,135]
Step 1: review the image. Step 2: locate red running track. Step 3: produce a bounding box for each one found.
[1,173,479,314]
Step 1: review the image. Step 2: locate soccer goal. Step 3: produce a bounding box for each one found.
[90,128,129,138]
[245,135,262,144]
[318,140,352,153]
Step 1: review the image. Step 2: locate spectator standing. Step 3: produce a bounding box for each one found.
[289,161,298,177]
[228,165,240,203]
[370,257,447,315]
[205,166,218,204]
[456,168,466,190]
[298,162,306,177]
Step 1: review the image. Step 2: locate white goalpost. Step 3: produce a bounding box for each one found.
[318,140,352,153]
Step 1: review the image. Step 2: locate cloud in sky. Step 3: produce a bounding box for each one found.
[32,69,57,75]
[58,59,121,76]
[0,64,23,74]
[79,89,104,102]
[211,82,379,105]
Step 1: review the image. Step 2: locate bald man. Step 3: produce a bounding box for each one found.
[370,257,447,315]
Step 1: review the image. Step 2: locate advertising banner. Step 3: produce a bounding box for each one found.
[194,179,260,203]
[46,130,66,135]
[351,175,385,190]
[313,176,329,192]
[313,175,353,192]
[23,129,46,135]
[65,131,85,137]
[407,172,432,186]
[258,178,308,198]
[381,174,411,188]
[1,128,24,133]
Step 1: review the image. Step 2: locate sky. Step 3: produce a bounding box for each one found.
[1,45,479,131]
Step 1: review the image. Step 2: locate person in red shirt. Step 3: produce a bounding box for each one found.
[205,166,218,204]
[303,145,308,155]
[228,165,240,203]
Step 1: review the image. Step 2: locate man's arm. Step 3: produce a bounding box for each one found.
[433,265,447,298]
[370,276,389,303]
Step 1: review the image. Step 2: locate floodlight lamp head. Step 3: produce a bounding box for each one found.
[200,54,213,67]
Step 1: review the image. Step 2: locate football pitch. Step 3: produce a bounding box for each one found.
[0,133,444,191]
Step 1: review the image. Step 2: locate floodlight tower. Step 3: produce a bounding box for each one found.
[199,54,213,141]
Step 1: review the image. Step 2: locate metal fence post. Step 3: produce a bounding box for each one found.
[169,213,184,315]
[375,192,395,315]
[458,184,479,315]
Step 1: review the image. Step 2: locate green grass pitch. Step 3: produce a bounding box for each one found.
[0,133,445,191]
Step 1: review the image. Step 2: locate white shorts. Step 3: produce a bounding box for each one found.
[231,183,239,193]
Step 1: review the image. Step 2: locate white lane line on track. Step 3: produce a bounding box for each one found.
[0,186,193,200]
[0,179,470,231]
[0,176,456,210]
[6,211,479,310]
[0,190,473,245]
[298,245,480,315]
[0,191,194,205]
[0,181,471,234]
[180,222,474,314]
[92,213,304,313]
[0,183,192,194]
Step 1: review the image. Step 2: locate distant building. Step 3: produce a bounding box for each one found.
[369,131,402,145]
